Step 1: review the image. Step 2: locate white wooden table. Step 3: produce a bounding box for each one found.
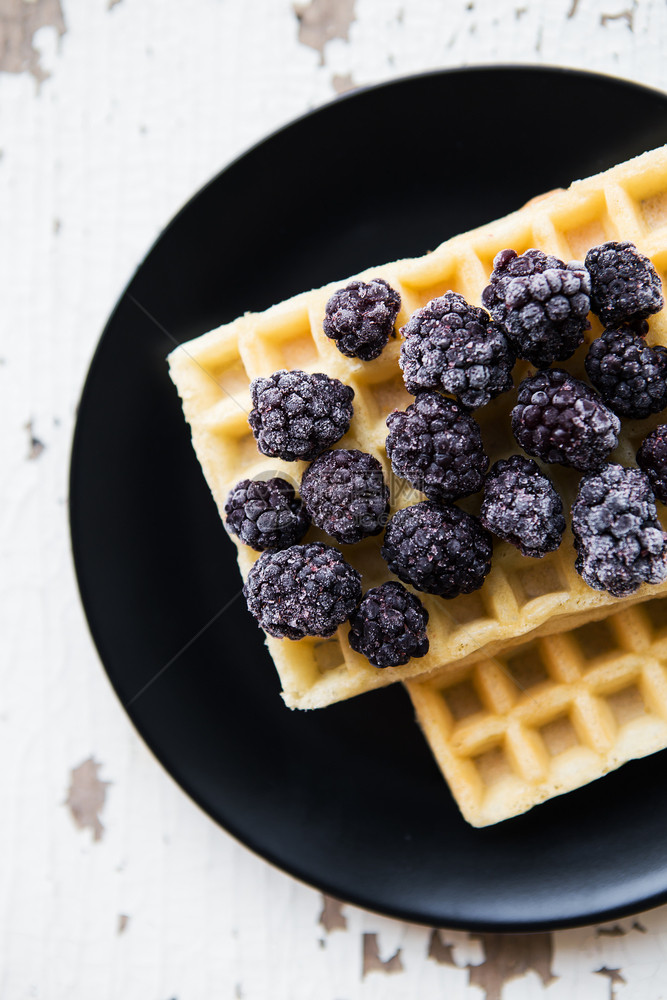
[4,0,667,996]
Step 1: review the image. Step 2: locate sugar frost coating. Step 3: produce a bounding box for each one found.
[585,240,664,326]
[348,582,429,668]
[480,455,565,558]
[385,391,488,502]
[585,325,667,419]
[323,278,401,361]
[224,477,310,551]
[381,501,493,599]
[300,449,389,545]
[399,291,514,410]
[571,464,667,598]
[243,542,362,640]
[248,370,354,462]
[481,248,591,369]
[637,425,667,505]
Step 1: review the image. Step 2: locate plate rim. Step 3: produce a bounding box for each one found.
[70,63,667,933]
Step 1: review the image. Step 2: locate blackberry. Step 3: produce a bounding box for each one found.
[243,542,361,640]
[585,325,667,419]
[637,425,667,504]
[323,278,401,361]
[224,477,310,551]
[585,241,664,326]
[481,248,591,368]
[399,291,515,409]
[300,448,389,545]
[480,455,566,558]
[248,370,354,461]
[511,368,620,472]
[571,463,667,598]
[385,391,488,502]
[348,581,429,668]
[381,501,493,598]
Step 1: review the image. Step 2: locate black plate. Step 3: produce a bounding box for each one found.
[70,66,667,932]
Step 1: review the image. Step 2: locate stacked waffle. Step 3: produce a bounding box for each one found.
[169,144,667,824]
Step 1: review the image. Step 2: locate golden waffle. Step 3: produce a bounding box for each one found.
[406,595,667,826]
[168,145,667,711]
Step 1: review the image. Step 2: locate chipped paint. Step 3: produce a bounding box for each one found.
[108,0,123,8]
[319,894,347,932]
[117,914,129,934]
[600,6,635,29]
[362,933,403,977]
[567,0,580,16]
[293,0,356,65]
[468,933,557,1000]
[596,966,626,1000]
[0,0,65,84]
[331,72,355,94]
[427,929,457,966]
[65,757,110,842]
[25,419,45,460]
[597,925,626,937]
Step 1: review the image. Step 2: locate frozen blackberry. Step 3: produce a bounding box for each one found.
[481,248,591,368]
[323,278,401,361]
[480,455,566,558]
[571,463,667,598]
[585,241,664,326]
[300,449,389,545]
[399,291,515,409]
[584,325,667,419]
[243,542,362,640]
[511,368,620,472]
[637,425,667,504]
[248,370,354,461]
[348,582,429,668]
[385,392,488,502]
[381,501,493,598]
[224,477,310,551]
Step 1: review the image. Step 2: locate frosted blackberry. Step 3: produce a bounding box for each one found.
[348,582,429,668]
[585,241,664,326]
[300,449,389,545]
[381,501,493,598]
[511,368,620,471]
[224,477,310,551]
[481,248,591,368]
[637,425,667,504]
[248,370,354,461]
[243,542,362,640]
[323,278,401,361]
[480,455,566,558]
[399,291,515,409]
[571,464,667,598]
[385,391,488,502]
[585,325,667,419]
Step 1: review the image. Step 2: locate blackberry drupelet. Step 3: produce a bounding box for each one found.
[248,369,354,461]
[348,581,429,668]
[511,368,620,471]
[399,291,515,409]
[584,325,667,419]
[637,425,667,504]
[585,241,664,326]
[480,455,566,558]
[243,542,362,640]
[323,278,401,361]
[481,248,591,368]
[385,391,488,502]
[381,501,493,598]
[571,463,667,598]
[300,448,390,545]
[224,477,310,551]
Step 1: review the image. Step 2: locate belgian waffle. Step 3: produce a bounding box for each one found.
[406,595,667,826]
[168,145,667,710]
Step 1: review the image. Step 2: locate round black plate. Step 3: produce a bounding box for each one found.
[71,66,667,932]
